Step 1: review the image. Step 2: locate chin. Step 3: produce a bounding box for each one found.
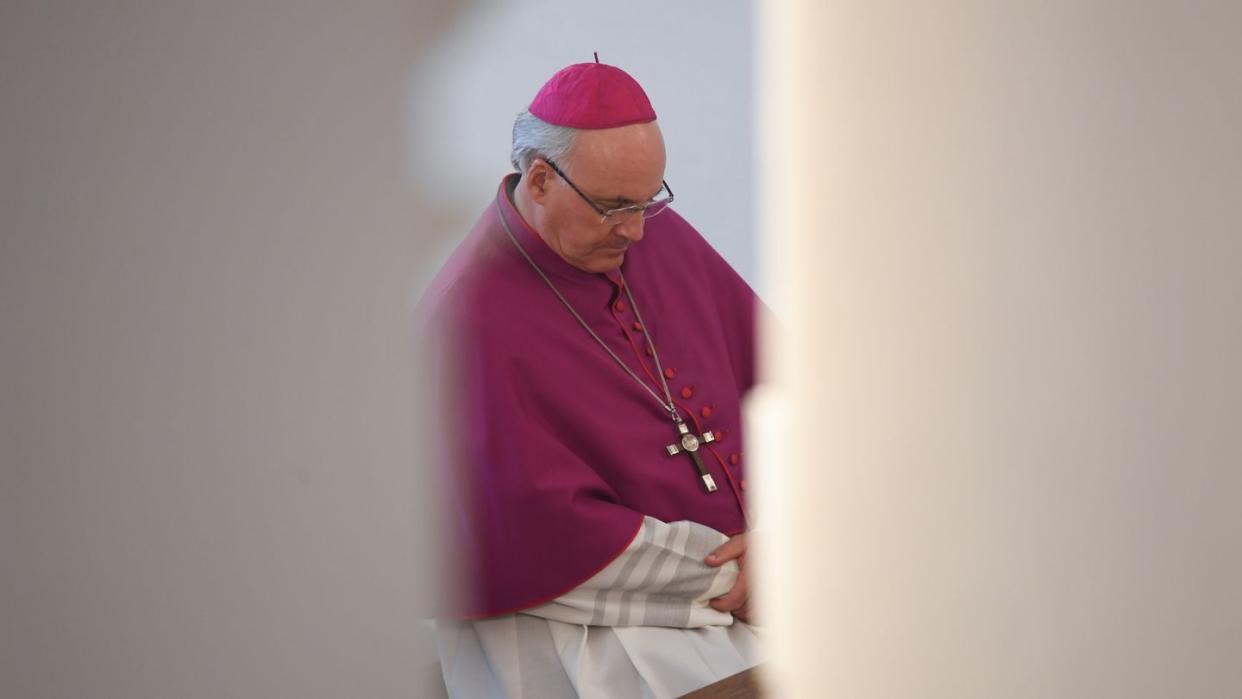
[592,253,626,273]
[568,249,622,273]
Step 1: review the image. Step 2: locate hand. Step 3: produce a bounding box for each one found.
[705,532,753,623]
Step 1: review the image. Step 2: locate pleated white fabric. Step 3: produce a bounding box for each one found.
[436,517,763,698]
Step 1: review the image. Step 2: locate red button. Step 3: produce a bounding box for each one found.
[633,321,643,332]
[730,453,740,465]
[680,386,694,399]
[701,405,714,419]
[613,299,626,313]
[713,430,724,441]
[663,367,675,379]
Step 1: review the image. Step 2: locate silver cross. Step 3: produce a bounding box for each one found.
[665,421,718,493]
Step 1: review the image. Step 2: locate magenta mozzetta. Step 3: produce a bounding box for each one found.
[420,174,758,618]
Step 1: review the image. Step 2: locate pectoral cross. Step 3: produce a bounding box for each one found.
[666,420,718,493]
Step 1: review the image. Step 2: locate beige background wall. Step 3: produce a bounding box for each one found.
[757,2,1242,697]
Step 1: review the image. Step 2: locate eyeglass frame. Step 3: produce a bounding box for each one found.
[541,157,674,224]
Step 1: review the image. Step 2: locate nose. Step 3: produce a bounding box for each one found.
[613,213,646,243]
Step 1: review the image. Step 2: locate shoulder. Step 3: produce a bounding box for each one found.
[416,215,543,350]
[637,208,754,295]
[643,208,737,272]
[643,207,713,255]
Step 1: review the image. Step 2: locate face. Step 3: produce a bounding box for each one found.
[526,122,667,273]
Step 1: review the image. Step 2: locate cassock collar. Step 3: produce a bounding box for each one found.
[496,174,626,292]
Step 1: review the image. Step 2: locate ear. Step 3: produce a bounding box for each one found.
[523,158,553,204]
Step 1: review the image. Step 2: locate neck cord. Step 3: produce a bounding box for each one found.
[494,196,683,425]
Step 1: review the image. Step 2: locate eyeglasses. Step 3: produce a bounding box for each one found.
[543,158,674,225]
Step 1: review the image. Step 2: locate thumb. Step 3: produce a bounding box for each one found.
[705,534,747,566]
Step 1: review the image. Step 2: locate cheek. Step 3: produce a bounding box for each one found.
[561,217,610,252]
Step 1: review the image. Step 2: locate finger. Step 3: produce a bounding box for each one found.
[709,569,749,611]
[710,586,749,613]
[733,601,751,623]
[705,534,747,566]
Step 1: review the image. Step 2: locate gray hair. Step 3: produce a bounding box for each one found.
[510,110,578,174]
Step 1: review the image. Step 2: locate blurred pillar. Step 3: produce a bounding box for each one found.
[756,3,1242,697]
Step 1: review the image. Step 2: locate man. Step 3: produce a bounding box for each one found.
[420,58,762,697]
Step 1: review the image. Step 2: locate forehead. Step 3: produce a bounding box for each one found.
[568,122,666,201]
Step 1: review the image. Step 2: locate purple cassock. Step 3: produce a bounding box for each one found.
[419,174,759,618]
